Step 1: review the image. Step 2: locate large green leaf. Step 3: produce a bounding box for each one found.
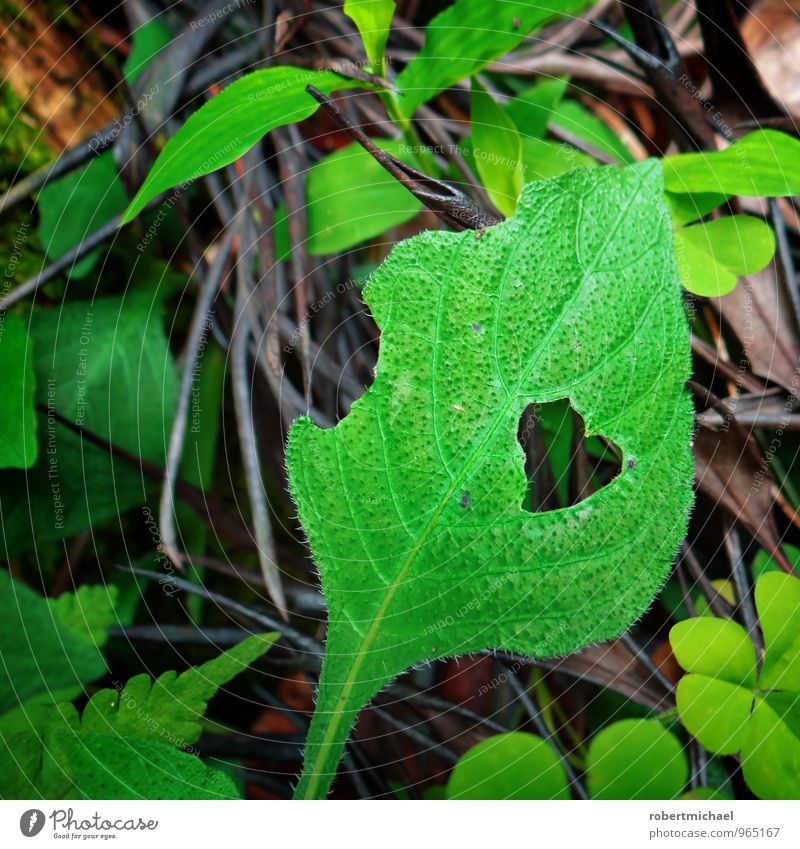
[305,139,422,255]
[446,732,568,800]
[586,719,688,800]
[37,153,128,278]
[0,292,178,555]
[121,68,362,224]
[663,129,800,197]
[288,161,694,798]
[395,0,587,118]
[80,633,277,745]
[0,314,37,469]
[0,572,108,714]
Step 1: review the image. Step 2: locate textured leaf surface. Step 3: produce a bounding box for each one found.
[54,734,239,800]
[288,162,694,797]
[121,68,362,223]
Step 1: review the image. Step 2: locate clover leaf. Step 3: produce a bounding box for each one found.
[670,572,800,799]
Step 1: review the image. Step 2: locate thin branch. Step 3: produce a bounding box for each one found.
[159,228,236,569]
[232,204,288,619]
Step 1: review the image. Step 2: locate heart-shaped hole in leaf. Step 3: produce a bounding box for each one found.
[517,400,622,512]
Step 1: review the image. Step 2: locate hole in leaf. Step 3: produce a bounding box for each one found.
[517,400,623,513]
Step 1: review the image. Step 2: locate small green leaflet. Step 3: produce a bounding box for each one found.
[446,732,568,800]
[79,632,278,745]
[121,68,363,224]
[395,0,589,119]
[586,719,688,800]
[344,0,395,74]
[0,633,276,799]
[664,129,800,197]
[287,162,694,798]
[443,720,691,800]
[670,572,800,799]
[0,314,37,469]
[675,215,776,297]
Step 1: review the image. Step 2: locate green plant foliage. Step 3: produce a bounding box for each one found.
[395,0,588,119]
[54,734,239,800]
[586,719,688,800]
[1,716,239,800]
[519,138,596,181]
[49,584,120,648]
[505,78,569,140]
[288,161,694,798]
[121,68,364,224]
[0,292,178,556]
[344,0,395,74]
[305,139,422,255]
[670,572,800,799]
[663,129,800,197]
[0,314,37,469]
[550,99,635,164]
[79,632,278,745]
[0,632,276,798]
[446,732,569,800]
[0,571,109,714]
[675,215,776,297]
[470,79,523,216]
[665,190,730,227]
[123,18,173,86]
[37,153,128,278]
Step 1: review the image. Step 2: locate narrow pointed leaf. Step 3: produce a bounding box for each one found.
[395,0,589,118]
[121,68,362,224]
[344,0,395,74]
[471,79,523,216]
[287,162,694,798]
[663,129,800,197]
